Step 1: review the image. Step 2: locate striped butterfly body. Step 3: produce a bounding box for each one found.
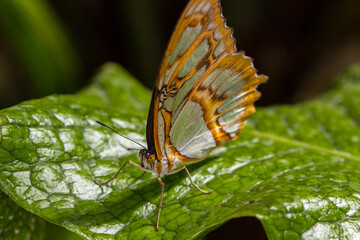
[95,0,267,231]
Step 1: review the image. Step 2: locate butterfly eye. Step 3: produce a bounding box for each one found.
[148,154,156,163]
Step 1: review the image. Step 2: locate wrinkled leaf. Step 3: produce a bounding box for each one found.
[1,62,360,239]
[0,190,82,240]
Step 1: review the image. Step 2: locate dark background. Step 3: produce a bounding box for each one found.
[0,0,359,238]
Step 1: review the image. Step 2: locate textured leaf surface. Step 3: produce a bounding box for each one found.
[1,62,360,239]
[0,190,82,240]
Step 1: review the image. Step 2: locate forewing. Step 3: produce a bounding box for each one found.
[148,0,267,164]
[156,0,237,91]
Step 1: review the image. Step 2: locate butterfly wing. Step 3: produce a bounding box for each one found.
[146,0,267,168]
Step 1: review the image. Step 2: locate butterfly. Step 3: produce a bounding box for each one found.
[95,0,267,231]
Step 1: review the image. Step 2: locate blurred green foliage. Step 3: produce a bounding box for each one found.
[0,0,81,106]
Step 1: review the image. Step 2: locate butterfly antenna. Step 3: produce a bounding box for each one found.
[96,121,147,150]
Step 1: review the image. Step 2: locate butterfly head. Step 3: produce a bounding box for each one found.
[139,149,155,167]
[139,149,169,176]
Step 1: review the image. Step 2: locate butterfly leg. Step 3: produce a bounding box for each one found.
[94,160,152,185]
[156,176,165,231]
[168,166,212,194]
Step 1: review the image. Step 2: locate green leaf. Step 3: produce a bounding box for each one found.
[0,190,82,240]
[1,62,360,239]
